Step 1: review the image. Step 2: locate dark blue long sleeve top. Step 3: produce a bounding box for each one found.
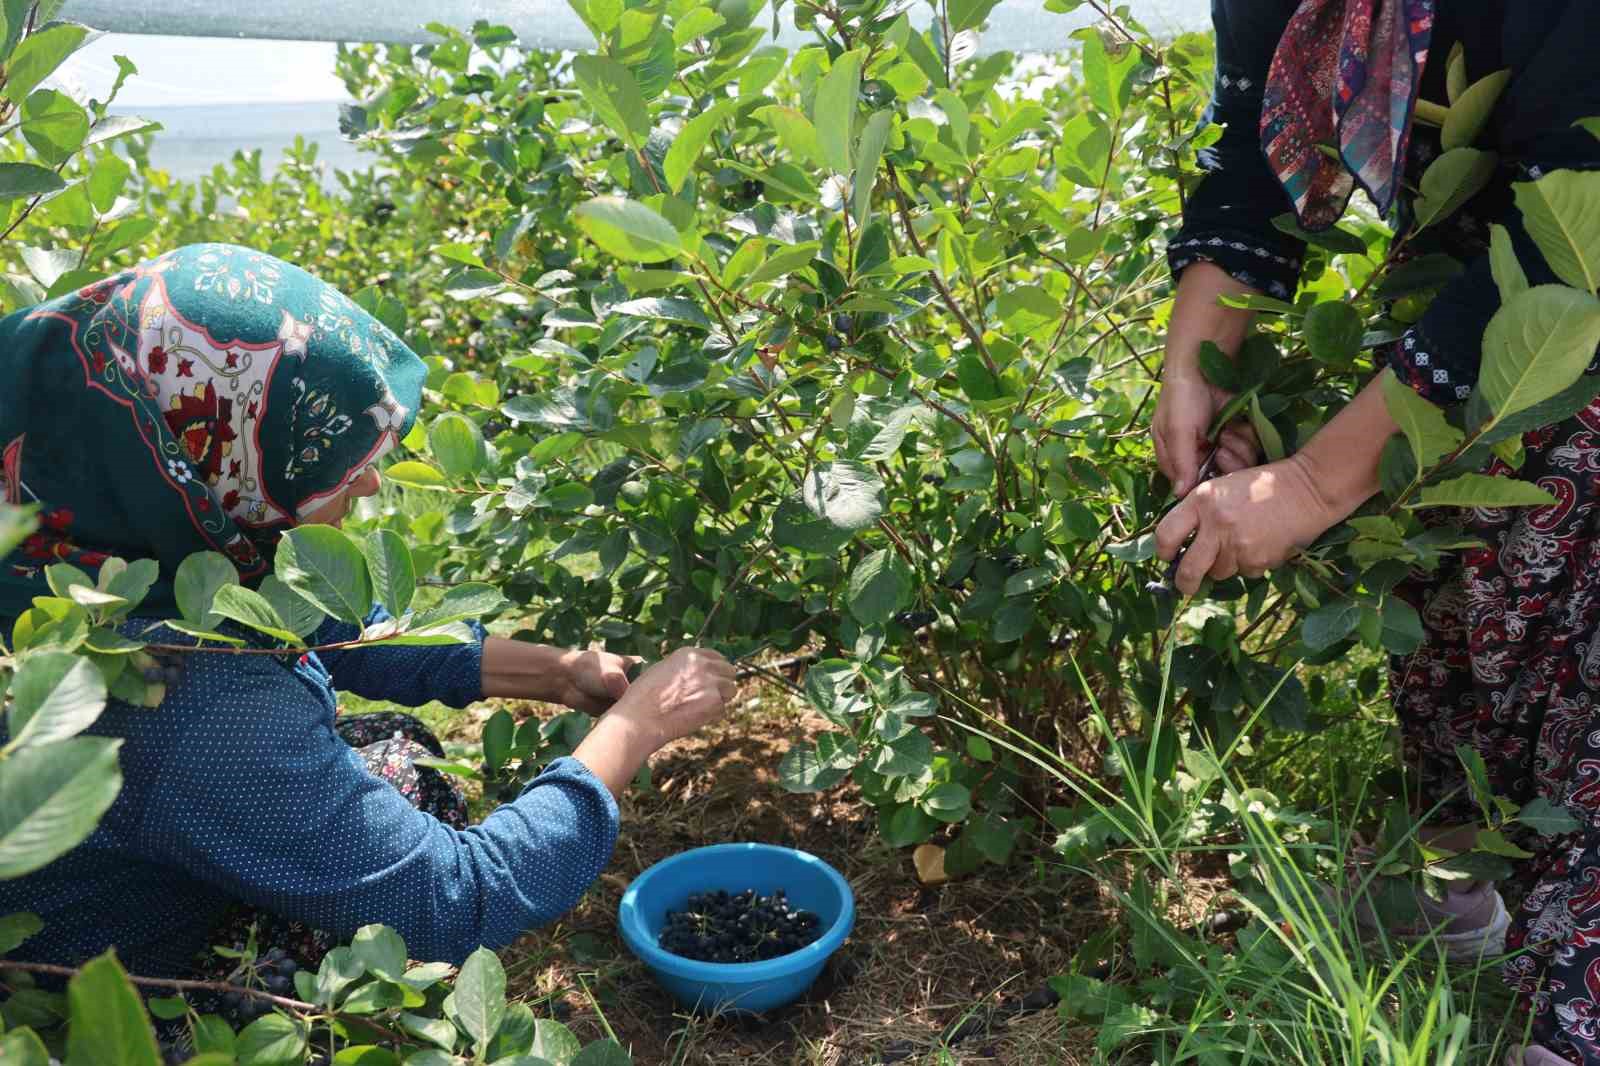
[0,609,619,976]
[1171,0,1600,404]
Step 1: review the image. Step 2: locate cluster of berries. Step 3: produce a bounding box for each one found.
[657,888,822,963]
[215,946,298,1025]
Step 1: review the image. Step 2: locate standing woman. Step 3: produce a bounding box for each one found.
[1152,2,1600,1063]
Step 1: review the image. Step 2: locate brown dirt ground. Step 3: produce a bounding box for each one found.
[444,684,1121,1066]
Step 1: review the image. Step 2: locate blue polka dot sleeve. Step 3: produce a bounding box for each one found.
[310,605,486,708]
[135,652,619,964]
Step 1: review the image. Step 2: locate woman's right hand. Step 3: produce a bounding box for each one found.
[606,647,735,751]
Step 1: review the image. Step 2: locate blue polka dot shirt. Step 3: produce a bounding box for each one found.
[0,609,620,976]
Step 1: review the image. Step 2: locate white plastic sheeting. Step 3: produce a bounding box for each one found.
[56,0,1206,51]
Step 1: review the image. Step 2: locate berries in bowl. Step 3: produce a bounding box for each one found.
[617,843,854,1013]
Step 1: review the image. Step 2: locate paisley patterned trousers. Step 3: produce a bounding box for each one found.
[1392,397,1600,1063]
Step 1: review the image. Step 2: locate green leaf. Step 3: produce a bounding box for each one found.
[429,412,484,479]
[813,48,865,174]
[663,99,734,192]
[20,89,88,166]
[455,946,508,1055]
[778,732,858,793]
[848,549,913,626]
[571,54,649,149]
[235,1013,308,1066]
[0,161,64,201]
[384,460,450,490]
[350,924,407,981]
[361,530,416,618]
[743,241,820,288]
[1303,301,1364,364]
[853,110,892,225]
[611,296,711,329]
[1302,599,1360,652]
[0,735,122,878]
[1514,170,1600,293]
[755,105,821,168]
[801,461,884,531]
[0,1028,49,1066]
[174,551,239,630]
[1410,473,1556,510]
[2,23,91,105]
[1475,828,1534,859]
[950,0,1002,31]
[482,708,514,774]
[1248,394,1286,462]
[921,782,971,823]
[314,946,365,1008]
[257,575,326,640]
[1380,597,1424,655]
[773,496,854,553]
[572,1038,633,1066]
[0,910,43,954]
[1195,341,1239,392]
[275,525,374,626]
[1440,69,1509,150]
[1478,286,1600,420]
[1515,796,1581,836]
[574,197,682,262]
[65,950,161,1066]
[6,651,106,749]
[209,586,300,645]
[1380,368,1464,471]
[408,581,505,629]
[530,1019,584,1065]
[1488,224,1529,301]
[1413,147,1497,230]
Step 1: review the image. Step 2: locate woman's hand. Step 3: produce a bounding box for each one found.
[571,647,736,798]
[480,639,640,713]
[1155,263,1268,495]
[1154,456,1339,595]
[1154,363,1261,494]
[556,649,642,714]
[606,647,736,750]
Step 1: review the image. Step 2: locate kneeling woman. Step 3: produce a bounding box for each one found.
[0,243,734,980]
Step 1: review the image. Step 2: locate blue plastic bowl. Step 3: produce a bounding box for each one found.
[617,843,855,1013]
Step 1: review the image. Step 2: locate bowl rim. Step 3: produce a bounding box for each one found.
[617,842,855,982]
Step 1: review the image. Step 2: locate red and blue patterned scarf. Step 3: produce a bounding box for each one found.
[1260,0,1436,231]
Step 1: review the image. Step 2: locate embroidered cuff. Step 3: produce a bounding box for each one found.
[1387,322,1477,406]
[1167,232,1302,301]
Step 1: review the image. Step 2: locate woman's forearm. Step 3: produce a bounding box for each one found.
[480,637,573,701]
[1166,261,1259,369]
[1291,371,1401,522]
[571,713,656,800]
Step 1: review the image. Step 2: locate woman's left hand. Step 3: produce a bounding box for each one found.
[1154,456,1341,596]
[556,649,643,714]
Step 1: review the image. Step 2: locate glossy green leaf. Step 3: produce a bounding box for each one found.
[1488,223,1529,301]
[384,460,450,490]
[1410,473,1557,510]
[574,197,682,262]
[209,586,301,645]
[1380,368,1464,471]
[813,49,864,174]
[663,99,735,192]
[362,530,416,618]
[173,551,238,630]
[0,736,122,878]
[571,54,649,149]
[1440,69,1509,151]
[1413,147,1497,230]
[455,946,508,1054]
[1514,169,1600,293]
[275,525,374,626]
[1478,286,1600,420]
[848,549,913,626]
[6,651,106,750]
[2,23,91,105]
[429,412,484,479]
[64,950,161,1066]
[1303,301,1364,364]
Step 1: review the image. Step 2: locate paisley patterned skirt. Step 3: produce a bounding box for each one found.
[1391,395,1600,1062]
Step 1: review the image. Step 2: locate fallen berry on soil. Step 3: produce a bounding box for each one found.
[657,888,823,963]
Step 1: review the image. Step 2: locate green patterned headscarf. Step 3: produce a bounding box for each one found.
[0,243,426,619]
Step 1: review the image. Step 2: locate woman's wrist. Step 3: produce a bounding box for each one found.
[571,711,658,799]
[1287,375,1398,525]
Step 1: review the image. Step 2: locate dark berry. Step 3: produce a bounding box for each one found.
[832,314,853,335]
[822,334,842,352]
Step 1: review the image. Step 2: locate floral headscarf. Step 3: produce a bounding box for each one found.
[0,243,425,619]
[1260,0,1437,230]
